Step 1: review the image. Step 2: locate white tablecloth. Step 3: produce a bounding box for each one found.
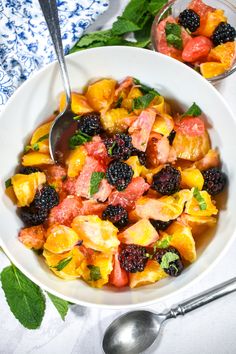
[1,1,236,353]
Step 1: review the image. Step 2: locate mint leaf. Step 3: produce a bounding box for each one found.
[5,178,12,188]
[87,265,102,281]
[108,142,116,156]
[52,257,72,271]
[69,130,92,149]
[24,145,31,153]
[1,265,45,329]
[112,17,141,36]
[120,0,150,26]
[160,252,179,270]
[36,134,49,143]
[157,235,172,249]
[72,30,113,49]
[90,172,105,196]
[165,23,183,50]
[47,292,69,321]
[133,92,156,110]
[193,187,207,210]
[32,143,39,151]
[114,96,123,108]
[133,78,160,95]
[183,103,202,117]
[148,0,168,16]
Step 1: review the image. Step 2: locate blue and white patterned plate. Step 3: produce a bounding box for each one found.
[0,0,109,109]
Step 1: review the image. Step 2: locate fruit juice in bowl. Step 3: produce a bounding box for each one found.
[151,0,236,82]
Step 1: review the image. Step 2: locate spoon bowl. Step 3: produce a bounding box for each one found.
[103,311,166,354]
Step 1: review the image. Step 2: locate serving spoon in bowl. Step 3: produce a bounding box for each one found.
[103,277,236,354]
[38,0,77,164]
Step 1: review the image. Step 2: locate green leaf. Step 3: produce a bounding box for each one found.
[112,17,141,36]
[47,292,69,321]
[72,30,113,49]
[32,143,39,151]
[134,15,153,43]
[5,178,12,188]
[165,23,183,50]
[90,172,105,196]
[36,133,49,143]
[183,103,202,117]
[120,0,150,26]
[73,115,83,120]
[1,265,45,329]
[69,130,92,149]
[160,252,179,270]
[133,78,160,95]
[114,96,123,108]
[52,257,72,271]
[157,235,172,249]
[193,187,207,210]
[108,142,116,156]
[24,145,31,153]
[148,0,168,16]
[87,265,102,281]
[132,92,156,110]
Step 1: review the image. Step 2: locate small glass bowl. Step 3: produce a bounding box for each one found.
[151,0,236,83]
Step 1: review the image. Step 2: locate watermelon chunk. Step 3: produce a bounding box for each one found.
[108,177,150,209]
[84,136,108,163]
[75,156,105,199]
[155,16,191,60]
[47,196,83,226]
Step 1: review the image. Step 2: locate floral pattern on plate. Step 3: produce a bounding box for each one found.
[0,0,109,109]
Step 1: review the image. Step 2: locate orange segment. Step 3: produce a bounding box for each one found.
[22,152,53,166]
[43,247,85,280]
[164,221,197,262]
[200,62,227,78]
[129,260,168,288]
[79,252,113,288]
[100,108,131,134]
[86,79,117,112]
[59,92,93,115]
[181,167,204,190]
[119,219,158,247]
[208,42,236,69]
[72,215,119,253]
[185,189,218,217]
[152,113,174,137]
[11,172,46,207]
[197,9,227,37]
[44,225,80,254]
[66,145,87,178]
[180,214,217,236]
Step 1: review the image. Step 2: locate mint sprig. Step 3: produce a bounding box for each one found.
[5,178,12,188]
[69,130,92,149]
[133,78,160,96]
[183,102,202,117]
[87,265,102,281]
[90,172,105,196]
[47,292,69,321]
[132,92,156,110]
[193,187,207,210]
[1,265,46,329]
[52,256,72,271]
[160,252,179,270]
[165,23,183,50]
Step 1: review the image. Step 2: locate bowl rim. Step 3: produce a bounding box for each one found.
[151,0,236,83]
[1,45,236,309]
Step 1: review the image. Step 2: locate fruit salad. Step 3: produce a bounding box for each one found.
[153,0,236,79]
[5,76,227,289]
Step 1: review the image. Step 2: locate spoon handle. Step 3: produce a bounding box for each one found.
[167,277,236,318]
[38,0,71,105]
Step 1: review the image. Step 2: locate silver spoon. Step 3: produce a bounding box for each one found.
[103,277,236,354]
[39,0,77,164]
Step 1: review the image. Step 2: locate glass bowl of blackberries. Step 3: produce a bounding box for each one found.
[151,0,236,82]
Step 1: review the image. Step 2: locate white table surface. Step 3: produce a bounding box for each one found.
[1,1,236,353]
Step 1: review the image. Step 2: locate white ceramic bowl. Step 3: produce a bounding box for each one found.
[1,46,236,309]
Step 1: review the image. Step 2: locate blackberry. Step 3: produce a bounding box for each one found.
[150,219,174,231]
[34,185,59,211]
[19,166,41,175]
[102,204,128,228]
[152,165,181,195]
[131,147,147,166]
[212,22,236,46]
[20,206,48,226]
[154,247,183,277]
[105,133,133,160]
[119,244,148,273]
[106,160,134,191]
[77,112,102,136]
[167,130,176,145]
[178,9,200,32]
[202,167,227,196]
